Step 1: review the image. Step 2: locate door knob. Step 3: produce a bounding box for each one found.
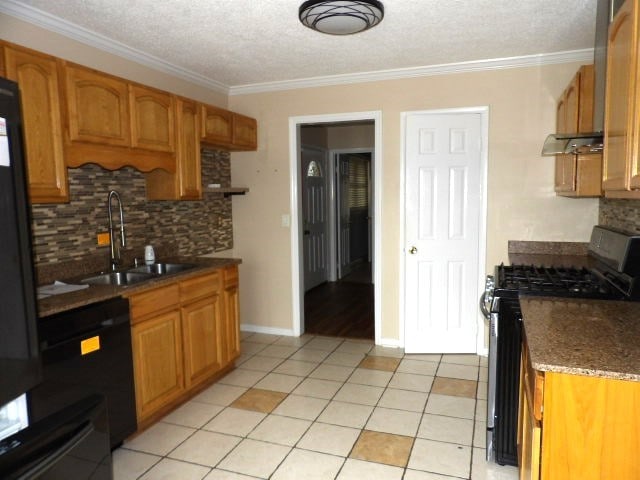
[409,246,418,254]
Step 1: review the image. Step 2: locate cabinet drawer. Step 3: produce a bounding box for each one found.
[129,283,180,322]
[522,339,544,421]
[180,272,221,303]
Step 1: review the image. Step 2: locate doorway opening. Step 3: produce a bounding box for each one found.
[289,112,382,343]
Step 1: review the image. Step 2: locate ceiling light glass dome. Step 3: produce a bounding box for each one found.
[299,0,385,35]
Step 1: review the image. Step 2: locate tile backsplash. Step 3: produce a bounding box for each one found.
[599,198,640,234]
[30,149,234,265]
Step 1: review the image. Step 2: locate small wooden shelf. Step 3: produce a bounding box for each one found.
[205,187,249,197]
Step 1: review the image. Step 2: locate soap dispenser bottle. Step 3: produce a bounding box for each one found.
[144,245,155,265]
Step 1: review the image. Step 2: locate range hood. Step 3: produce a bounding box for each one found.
[541,132,604,155]
[541,0,612,157]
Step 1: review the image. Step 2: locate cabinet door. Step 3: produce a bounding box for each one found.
[201,104,232,146]
[555,93,576,193]
[223,266,240,363]
[603,0,638,192]
[542,372,640,480]
[144,97,201,200]
[131,310,184,422]
[232,112,257,150]
[518,352,541,480]
[4,47,68,203]
[65,64,131,147]
[182,295,223,388]
[177,98,201,199]
[519,390,542,480]
[129,85,175,153]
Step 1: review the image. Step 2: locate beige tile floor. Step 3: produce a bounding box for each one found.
[114,333,519,480]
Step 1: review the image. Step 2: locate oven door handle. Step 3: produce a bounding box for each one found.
[480,292,491,319]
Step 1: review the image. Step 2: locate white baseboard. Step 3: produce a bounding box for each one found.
[240,324,296,336]
[378,337,403,348]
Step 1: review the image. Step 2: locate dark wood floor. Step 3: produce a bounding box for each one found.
[304,263,374,339]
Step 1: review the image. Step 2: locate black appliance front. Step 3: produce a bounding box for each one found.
[30,298,137,449]
[0,394,111,479]
[0,77,41,406]
[493,296,521,466]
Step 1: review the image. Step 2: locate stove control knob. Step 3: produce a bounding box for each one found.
[485,275,495,290]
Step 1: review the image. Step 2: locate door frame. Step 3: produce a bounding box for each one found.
[289,111,383,343]
[399,107,489,354]
[329,148,375,282]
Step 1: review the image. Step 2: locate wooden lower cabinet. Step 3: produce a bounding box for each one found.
[518,350,542,480]
[223,266,240,363]
[131,309,184,422]
[518,340,640,480]
[128,266,240,428]
[182,294,223,388]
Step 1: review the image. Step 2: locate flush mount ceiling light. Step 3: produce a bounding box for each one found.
[299,0,385,35]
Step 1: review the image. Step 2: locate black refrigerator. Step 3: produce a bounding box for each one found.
[0,76,112,479]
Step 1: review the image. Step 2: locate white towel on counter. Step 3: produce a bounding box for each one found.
[37,281,89,299]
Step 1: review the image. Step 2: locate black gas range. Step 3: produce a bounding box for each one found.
[480,226,640,466]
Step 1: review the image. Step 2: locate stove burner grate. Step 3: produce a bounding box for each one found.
[497,264,614,297]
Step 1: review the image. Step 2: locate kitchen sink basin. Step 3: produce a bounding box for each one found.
[128,263,196,275]
[81,271,153,286]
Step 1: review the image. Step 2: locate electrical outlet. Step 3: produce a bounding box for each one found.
[97,232,110,246]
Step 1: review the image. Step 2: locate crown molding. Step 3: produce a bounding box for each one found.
[0,0,229,95]
[229,48,595,95]
[1,1,594,98]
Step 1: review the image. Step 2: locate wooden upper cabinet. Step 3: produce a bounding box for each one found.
[603,0,639,195]
[0,46,5,77]
[63,64,175,172]
[65,64,131,147]
[555,94,575,193]
[3,45,68,203]
[200,103,257,150]
[201,104,233,146]
[231,112,257,150]
[177,99,202,198]
[129,85,175,153]
[554,64,602,197]
[146,97,201,200]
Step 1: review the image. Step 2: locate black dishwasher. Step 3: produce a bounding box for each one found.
[30,297,137,449]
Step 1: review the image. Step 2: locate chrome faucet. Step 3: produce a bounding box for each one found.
[107,190,126,271]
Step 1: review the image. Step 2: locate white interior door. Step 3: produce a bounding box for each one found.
[302,147,328,291]
[404,112,482,353]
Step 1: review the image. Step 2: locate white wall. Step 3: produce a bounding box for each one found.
[228,64,599,342]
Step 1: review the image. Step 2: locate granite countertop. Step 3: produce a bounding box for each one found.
[519,296,640,381]
[37,256,241,318]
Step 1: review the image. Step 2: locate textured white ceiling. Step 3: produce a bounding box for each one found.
[8,0,598,89]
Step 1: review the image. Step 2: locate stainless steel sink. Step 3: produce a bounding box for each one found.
[128,263,196,275]
[81,271,153,286]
